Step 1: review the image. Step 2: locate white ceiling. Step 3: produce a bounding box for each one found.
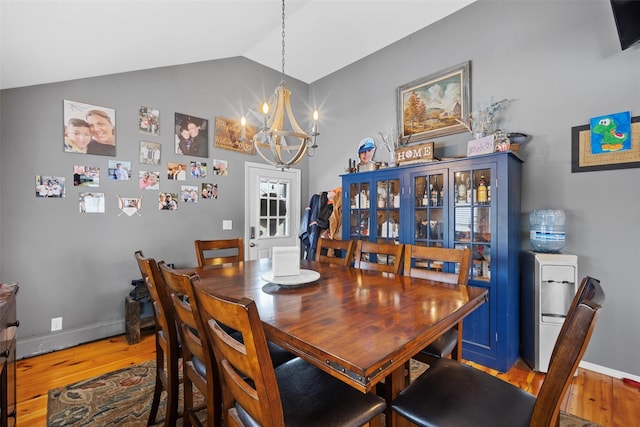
[0,0,475,90]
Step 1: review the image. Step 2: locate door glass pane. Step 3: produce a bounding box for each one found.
[454,171,471,204]
[472,168,491,281]
[474,206,491,240]
[414,173,444,246]
[259,178,289,238]
[454,206,472,242]
[377,210,389,238]
[376,178,400,243]
[472,168,491,205]
[430,209,444,241]
[414,176,428,207]
[471,243,491,280]
[348,181,370,239]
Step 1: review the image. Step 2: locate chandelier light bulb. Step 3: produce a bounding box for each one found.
[312,110,319,135]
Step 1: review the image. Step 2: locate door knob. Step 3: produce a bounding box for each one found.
[250,243,256,247]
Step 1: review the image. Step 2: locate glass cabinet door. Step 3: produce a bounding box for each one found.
[453,167,492,282]
[348,181,371,240]
[374,178,401,244]
[413,172,445,248]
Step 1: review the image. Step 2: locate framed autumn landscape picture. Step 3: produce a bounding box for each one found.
[396,61,470,142]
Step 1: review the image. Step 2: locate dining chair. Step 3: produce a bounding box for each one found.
[403,245,472,364]
[134,251,182,426]
[315,237,356,267]
[354,240,404,274]
[194,238,244,268]
[391,276,605,427]
[192,284,387,427]
[159,261,220,427]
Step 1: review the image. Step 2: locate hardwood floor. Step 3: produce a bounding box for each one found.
[16,331,640,426]
[16,333,156,426]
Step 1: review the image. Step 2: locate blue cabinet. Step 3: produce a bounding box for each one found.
[341,151,522,372]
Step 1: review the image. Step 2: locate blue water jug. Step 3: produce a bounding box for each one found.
[529,209,566,253]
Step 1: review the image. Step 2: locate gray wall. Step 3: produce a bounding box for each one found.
[309,0,639,376]
[1,0,639,377]
[0,57,310,357]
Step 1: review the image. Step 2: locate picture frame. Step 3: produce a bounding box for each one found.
[107,160,131,180]
[79,193,105,213]
[139,140,161,166]
[138,106,160,136]
[35,175,66,198]
[571,115,640,173]
[174,113,209,158]
[63,99,116,156]
[214,116,256,154]
[396,61,470,142]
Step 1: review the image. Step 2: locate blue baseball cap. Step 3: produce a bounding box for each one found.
[358,137,376,153]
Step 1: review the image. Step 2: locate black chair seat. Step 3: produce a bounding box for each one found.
[236,357,386,427]
[392,358,535,427]
[227,329,295,368]
[393,277,604,427]
[419,328,458,359]
[267,340,297,367]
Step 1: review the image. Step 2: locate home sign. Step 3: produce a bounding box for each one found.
[395,142,435,165]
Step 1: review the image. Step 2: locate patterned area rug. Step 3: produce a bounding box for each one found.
[47,360,204,426]
[48,360,600,426]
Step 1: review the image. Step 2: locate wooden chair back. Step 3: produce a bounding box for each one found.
[195,238,244,268]
[315,238,355,267]
[134,251,181,424]
[530,276,604,427]
[134,251,176,347]
[159,261,220,427]
[354,240,404,274]
[193,286,285,427]
[403,245,471,285]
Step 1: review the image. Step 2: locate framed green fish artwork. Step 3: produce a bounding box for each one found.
[572,113,640,173]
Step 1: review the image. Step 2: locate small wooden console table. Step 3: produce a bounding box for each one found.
[0,283,19,426]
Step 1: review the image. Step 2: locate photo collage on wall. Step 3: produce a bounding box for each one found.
[41,100,248,215]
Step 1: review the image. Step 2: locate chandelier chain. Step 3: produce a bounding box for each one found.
[240,0,318,168]
[281,0,286,84]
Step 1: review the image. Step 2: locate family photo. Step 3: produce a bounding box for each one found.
[63,100,116,156]
[138,106,160,136]
[35,176,66,198]
[139,141,161,166]
[174,113,208,158]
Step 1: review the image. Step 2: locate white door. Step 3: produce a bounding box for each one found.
[245,162,301,260]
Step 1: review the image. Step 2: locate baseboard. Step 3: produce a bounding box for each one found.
[579,360,640,382]
[16,320,124,359]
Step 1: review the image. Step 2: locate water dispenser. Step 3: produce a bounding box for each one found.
[520,251,577,372]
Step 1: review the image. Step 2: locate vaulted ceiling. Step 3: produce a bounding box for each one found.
[0,0,475,90]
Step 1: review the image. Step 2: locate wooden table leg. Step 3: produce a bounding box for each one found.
[384,365,411,427]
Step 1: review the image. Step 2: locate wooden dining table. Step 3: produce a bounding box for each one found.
[190,258,487,426]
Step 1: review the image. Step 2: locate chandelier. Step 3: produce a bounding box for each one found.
[240,0,319,169]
